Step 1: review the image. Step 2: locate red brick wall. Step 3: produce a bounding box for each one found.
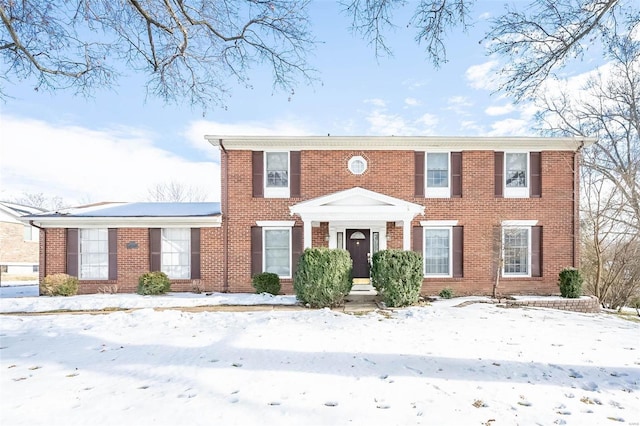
[41,227,223,295]
[224,149,578,296]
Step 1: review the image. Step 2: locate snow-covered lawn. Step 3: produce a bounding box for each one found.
[1,292,639,426]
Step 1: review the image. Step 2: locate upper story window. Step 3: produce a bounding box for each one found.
[348,156,367,175]
[79,228,108,280]
[415,152,462,198]
[426,153,450,197]
[265,152,290,198]
[496,152,541,198]
[253,151,300,199]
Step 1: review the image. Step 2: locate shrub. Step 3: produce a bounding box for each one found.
[293,248,352,308]
[558,267,583,298]
[252,272,281,295]
[40,273,79,296]
[371,250,423,307]
[439,287,454,299]
[137,271,171,295]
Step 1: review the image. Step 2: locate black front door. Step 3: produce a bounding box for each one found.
[346,229,371,278]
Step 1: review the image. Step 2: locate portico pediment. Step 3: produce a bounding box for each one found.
[289,187,424,222]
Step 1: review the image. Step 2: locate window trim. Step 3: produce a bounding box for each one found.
[262,226,293,279]
[504,152,530,198]
[423,226,453,278]
[348,155,368,175]
[425,152,451,198]
[161,228,191,279]
[502,225,532,277]
[264,151,290,198]
[78,228,109,280]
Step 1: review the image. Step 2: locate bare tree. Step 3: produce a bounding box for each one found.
[147,180,206,202]
[11,192,67,211]
[343,0,638,100]
[0,0,316,109]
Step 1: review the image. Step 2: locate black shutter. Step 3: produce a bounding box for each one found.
[451,152,462,198]
[251,226,262,277]
[495,152,504,197]
[66,228,78,277]
[531,226,542,277]
[252,151,264,198]
[191,228,201,279]
[414,152,425,197]
[108,228,117,280]
[530,152,542,198]
[291,226,303,279]
[290,151,301,198]
[452,226,463,277]
[149,228,161,272]
[412,226,423,253]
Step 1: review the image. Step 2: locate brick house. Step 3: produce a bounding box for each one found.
[0,202,44,279]
[24,135,593,296]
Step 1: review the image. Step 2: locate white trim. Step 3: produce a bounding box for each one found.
[262,227,292,279]
[206,135,596,151]
[264,151,290,198]
[420,220,459,227]
[256,220,296,227]
[23,216,222,228]
[501,220,538,227]
[423,226,453,278]
[504,152,530,199]
[501,226,532,278]
[348,155,368,175]
[425,152,451,198]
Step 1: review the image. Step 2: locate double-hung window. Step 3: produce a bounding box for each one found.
[504,152,529,198]
[426,152,450,198]
[263,228,291,278]
[79,228,109,279]
[265,152,290,198]
[161,228,191,279]
[424,227,452,277]
[503,227,530,276]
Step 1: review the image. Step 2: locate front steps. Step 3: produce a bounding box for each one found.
[349,278,377,297]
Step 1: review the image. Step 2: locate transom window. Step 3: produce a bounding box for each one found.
[503,227,530,276]
[264,228,291,278]
[79,228,108,279]
[424,228,451,276]
[162,228,191,279]
[425,152,450,198]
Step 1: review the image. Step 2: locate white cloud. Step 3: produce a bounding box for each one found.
[485,104,515,116]
[446,96,474,115]
[0,115,221,205]
[404,97,421,107]
[478,12,491,20]
[416,113,439,129]
[364,98,387,108]
[466,60,500,90]
[487,118,535,136]
[366,110,406,135]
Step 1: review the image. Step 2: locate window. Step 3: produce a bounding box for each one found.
[23,225,38,242]
[33,265,39,273]
[504,153,529,198]
[161,228,191,279]
[424,228,452,276]
[263,228,291,277]
[348,156,367,175]
[503,227,530,276]
[79,228,108,279]
[264,152,289,197]
[425,152,452,198]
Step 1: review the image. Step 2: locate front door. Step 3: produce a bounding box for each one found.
[346,229,371,278]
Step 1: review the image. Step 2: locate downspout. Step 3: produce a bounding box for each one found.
[219,139,229,293]
[573,139,586,269]
[29,220,46,285]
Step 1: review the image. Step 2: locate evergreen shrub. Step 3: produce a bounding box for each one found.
[40,273,78,296]
[137,271,171,295]
[293,248,352,308]
[558,267,583,298]
[371,250,423,307]
[439,287,454,299]
[252,272,281,295]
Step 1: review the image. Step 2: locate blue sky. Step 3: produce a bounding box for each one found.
[0,1,599,206]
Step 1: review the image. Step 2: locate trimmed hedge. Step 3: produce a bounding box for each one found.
[40,273,78,296]
[137,271,171,295]
[558,267,583,298]
[371,249,423,307]
[293,247,353,308]
[252,272,281,295]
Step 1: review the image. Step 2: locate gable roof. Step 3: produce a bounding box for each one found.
[21,202,222,228]
[0,202,46,224]
[206,135,597,151]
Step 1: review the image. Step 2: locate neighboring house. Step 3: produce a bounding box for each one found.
[24,135,595,296]
[0,202,45,278]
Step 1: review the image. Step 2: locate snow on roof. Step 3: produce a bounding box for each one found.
[0,201,46,217]
[25,202,221,218]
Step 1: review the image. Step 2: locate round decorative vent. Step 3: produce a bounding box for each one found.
[348,156,367,175]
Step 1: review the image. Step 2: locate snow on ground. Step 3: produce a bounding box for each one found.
[1,292,639,426]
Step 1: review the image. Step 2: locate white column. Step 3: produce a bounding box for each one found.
[402,218,411,250]
[303,220,313,249]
